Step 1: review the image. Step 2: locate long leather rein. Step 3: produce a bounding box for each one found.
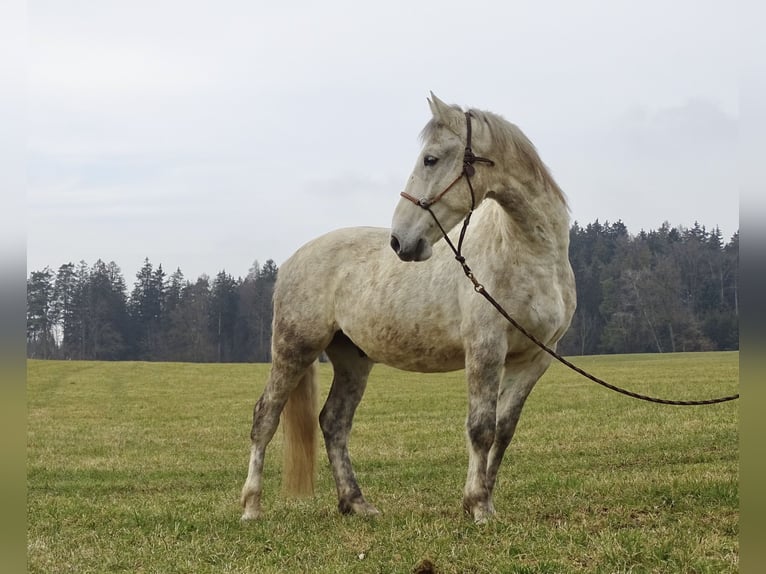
[397,112,738,406]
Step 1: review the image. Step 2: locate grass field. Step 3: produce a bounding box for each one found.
[27,352,738,573]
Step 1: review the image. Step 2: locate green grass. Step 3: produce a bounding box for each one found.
[27,352,739,573]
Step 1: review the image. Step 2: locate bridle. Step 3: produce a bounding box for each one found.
[399,111,495,262]
[400,111,495,210]
[395,111,738,407]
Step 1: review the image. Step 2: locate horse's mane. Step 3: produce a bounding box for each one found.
[420,106,567,207]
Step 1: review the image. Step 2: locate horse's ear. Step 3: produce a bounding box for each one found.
[428,92,450,119]
[427,92,440,117]
[427,92,463,135]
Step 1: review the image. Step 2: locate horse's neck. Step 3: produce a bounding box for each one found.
[485,175,569,255]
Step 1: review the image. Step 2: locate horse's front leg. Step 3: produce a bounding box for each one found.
[486,355,552,497]
[320,336,378,516]
[462,348,504,524]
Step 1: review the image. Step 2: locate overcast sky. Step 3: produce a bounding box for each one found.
[27,0,739,283]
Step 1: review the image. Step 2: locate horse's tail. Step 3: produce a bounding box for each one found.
[281,362,318,497]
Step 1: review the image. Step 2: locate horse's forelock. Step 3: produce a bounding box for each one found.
[419,103,465,144]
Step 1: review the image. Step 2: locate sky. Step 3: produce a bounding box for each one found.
[27,0,740,284]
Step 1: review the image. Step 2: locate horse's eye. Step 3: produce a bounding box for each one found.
[423,155,439,167]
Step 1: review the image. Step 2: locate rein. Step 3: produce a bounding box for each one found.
[401,113,739,407]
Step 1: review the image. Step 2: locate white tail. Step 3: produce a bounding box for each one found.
[281,362,318,496]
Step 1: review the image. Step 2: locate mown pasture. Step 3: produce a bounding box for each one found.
[27,352,738,573]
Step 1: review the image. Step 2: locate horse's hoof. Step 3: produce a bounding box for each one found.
[240,498,261,521]
[465,500,495,524]
[241,489,262,521]
[240,508,260,522]
[354,502,381,517]
[340,499,381,517]
[473,510,492,525]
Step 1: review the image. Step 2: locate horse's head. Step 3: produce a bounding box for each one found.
[390,93,494,261]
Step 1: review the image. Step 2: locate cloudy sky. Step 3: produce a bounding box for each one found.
[27,0,739,283]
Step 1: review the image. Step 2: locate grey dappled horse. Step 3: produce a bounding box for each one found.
[241,94,576,523]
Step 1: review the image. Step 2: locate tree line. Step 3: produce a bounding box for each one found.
[26,259,278,362]
[557,220,738,355]
[26,220,738,362]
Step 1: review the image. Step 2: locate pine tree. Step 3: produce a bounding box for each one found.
[64,261,91,359]
[209,271,239,362]
[53,263,77,357]
[26,268,56,358]
[181,275,215,362]
[129,259,166,359]
[87,260,129,360]
[254,260,278,361]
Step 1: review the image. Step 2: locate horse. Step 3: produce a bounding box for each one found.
[240,93,576,524]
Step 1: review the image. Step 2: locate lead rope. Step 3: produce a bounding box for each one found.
[440,214,739,405]
[414,116,739,406]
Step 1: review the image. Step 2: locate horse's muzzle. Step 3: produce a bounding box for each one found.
[389,233,431,262]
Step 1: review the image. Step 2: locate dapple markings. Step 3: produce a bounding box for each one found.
[241,94,575,523]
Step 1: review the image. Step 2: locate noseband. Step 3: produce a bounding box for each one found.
[400,111,495,263]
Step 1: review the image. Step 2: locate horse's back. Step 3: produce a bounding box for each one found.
[277,226,392,292]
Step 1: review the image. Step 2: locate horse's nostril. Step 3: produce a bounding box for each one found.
[390,235,401,254]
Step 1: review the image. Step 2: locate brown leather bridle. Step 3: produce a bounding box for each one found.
[400,111,495,210]
[399,111,495,262]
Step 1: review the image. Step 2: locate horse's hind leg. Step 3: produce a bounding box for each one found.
[240,351,318,521]
[319,332,378,516]
[486,354,552,498]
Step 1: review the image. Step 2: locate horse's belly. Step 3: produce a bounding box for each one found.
[362,343,466,373]
[341,319,465,373]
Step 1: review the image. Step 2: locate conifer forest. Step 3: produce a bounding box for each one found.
[26,221,738,362]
